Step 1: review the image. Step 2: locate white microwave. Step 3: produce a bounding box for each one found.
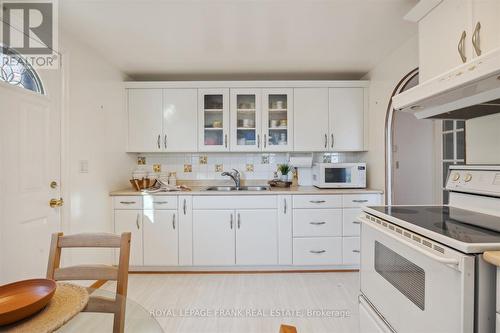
[312,163,366,188]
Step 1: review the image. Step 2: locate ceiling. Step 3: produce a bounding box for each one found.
[60,0,418,80]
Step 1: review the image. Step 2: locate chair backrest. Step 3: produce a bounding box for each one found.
[46,232,131,297]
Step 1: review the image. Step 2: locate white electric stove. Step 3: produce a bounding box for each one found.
[359,165,500,333]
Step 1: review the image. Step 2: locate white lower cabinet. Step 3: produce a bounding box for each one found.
[235,210,278,265]
[114,209,143,266]
[293,237,342,266]
[193,210,235,266]
[143,210,178,266]
[343,208,362,236]
[342,237,360,265]
[293,209,342,237]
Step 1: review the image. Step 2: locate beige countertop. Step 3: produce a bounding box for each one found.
[110,186,383,196]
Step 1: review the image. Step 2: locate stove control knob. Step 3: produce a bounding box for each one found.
[464,173,473,182]
[452,173,460,181]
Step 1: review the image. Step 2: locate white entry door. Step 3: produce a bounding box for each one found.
[0,78,62,284]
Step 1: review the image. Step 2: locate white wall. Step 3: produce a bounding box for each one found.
[466,113,500,164]
[362,35,419,200]
[60,31,135,265]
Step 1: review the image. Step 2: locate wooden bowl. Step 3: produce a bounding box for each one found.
[0,279,57,326]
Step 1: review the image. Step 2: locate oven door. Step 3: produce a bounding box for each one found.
[360,217,475,333]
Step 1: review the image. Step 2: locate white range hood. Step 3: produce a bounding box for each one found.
[392,47,500,119]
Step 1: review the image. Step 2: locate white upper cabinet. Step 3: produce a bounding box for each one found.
[198,89,230,152]
[127,89,163,152]
[471,0,500,57]
[418,0,472,82]
[230,89,262,151]
[263,89,293,152]
[162,89,198,152]
[293,88,329,152]
[329,88,366,151]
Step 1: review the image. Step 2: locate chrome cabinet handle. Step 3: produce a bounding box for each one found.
[164,134,167,149]
[324,134,327,148]
[309,200,326,204]
[172,213,176,230]
[353,199,369,203]
[230,214,233,229]
[458,30,467,63]
[353,221,361,225]
[257,134,260,148]
[352,249,360,253]
[183,199,187,215]
[284,198,287,214]
[157,134,161,149]
[310,250,326,254]
[136,213,140,230]
[472,21,481,56]
[237,213,241,229]
[264,134,267,148]
[310,221,326,225]
[224,134,228,148]
[119,201,136,205]
[331,134,334,148]
[154,201,168,204]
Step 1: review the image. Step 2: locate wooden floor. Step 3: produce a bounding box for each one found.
[101,272,361,333]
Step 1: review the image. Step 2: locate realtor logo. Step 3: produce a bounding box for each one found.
[1,0,59,68]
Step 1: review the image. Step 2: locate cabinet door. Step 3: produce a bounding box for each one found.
[198,89,230,152]
[236,210,278,265]
[162,89,198,152]
[329,88,365,151]
[114,210,143,266]
[419,0,472,82]
[263,89,293,152]
[278,196,292,265]
[127,89,163,152]
[193,210,235,265]
[143,210,178,266]
[342,237,360,265]
[471,0,500,57]
[230,89,262,151]
[178,196,193,266]
[293,88,329,151]
[343,208,362,236]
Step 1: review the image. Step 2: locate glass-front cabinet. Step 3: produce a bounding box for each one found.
[230,89,262,151]
[262,88,293,151]
[198,88,230,151]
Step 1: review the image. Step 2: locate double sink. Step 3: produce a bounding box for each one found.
[205,186,270,192]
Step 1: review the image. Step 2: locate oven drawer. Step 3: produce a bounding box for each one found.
[293,195,342,209]
[343,194,381,208]
[293,209,342,237]
[293,237,342,265]
[113,196,142,209]
[343,237,360,265]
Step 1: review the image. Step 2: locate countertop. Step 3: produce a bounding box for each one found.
[110,186,383,196]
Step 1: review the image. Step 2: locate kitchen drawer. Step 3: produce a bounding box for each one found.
[113,196,142,209]
[342,237,360,265]
[193,195,277,209]
[343,208,362,236]
[293,209,342,237]
[292,195,342,209]
[293,237,342,265]
[143,195,178,210]
[342,194,381,208]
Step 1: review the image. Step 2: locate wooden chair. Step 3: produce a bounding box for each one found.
[46,232,131,333]
[280,324,298,333]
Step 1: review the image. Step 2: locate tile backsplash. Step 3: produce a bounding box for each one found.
[133,152,365,181]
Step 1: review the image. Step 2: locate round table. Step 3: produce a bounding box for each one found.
[57,288,163,333]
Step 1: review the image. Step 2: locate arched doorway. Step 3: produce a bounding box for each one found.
[385,68,438,205]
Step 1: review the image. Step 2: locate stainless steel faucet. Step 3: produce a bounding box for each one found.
[221,169,241,189]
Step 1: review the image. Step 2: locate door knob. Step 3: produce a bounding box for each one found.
[49,198,64,208]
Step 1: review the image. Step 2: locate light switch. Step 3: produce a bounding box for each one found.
[79,160,89,173]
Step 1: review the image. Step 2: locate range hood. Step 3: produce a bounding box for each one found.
[392,47,500,119]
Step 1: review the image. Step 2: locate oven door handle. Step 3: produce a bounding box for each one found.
[359,217,461,270]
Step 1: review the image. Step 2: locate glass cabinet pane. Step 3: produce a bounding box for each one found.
[203,94,224,146]
[236,94,256,146]
[267,94,288,147]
